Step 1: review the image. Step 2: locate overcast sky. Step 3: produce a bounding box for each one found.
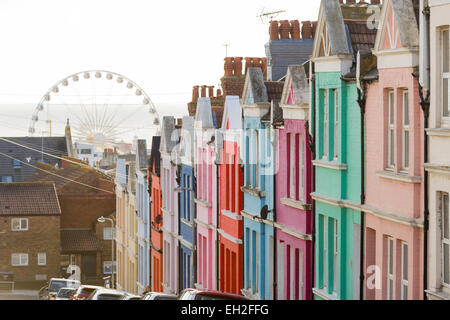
[0,0,320,135]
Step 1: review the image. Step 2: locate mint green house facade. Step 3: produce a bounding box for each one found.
[310,0,380,300]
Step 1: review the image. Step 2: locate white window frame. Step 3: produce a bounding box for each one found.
[440,191,450,287]
[11,218,28,231]
[277,240,285,300]
[38,252,46,266]
[387,90,395,169]
[290,245,295,300]
[322,215,327,290]
[289,133,296,200]
[441,27,450,127]
[298,134,304,202]
[323,90,328,160]
[401,242,408,300]
[333,219,338,295]
[401,90,410,172]
[298,249,303,300]
[387,237,394,300]
[255,130,259,189]
[12,253,28,266]
[333,89,339,161]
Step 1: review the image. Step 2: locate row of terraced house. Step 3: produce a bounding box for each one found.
[114,0,450,300]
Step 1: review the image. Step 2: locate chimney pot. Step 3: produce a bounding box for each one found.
[346,0,356,3]
[192,85,199,102]
[216,88,222,97]
[208,86,214,98]
[201,85,207,98]
[370,0,380,3]
[269,20,279,40]
[224,57,234,76]
[234,57,243,76]
[290,20,300,40]
[311,21,318,38]
[301,21,313,39]
[279,20,290,39]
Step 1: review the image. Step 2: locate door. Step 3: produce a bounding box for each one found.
[81,255,97,279]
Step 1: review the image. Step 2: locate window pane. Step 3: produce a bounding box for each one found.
[444,78,449,117]
[12,219,19,230]
[389,92,395,124]
[403,92,409,125]
[402,285,408,300]
[388,279,393,300]
[444,243,449,284]
[444,193,449,239]
[389,130,395,166]
[388,239,394,274]
[402,244,408,281]
[443,29,449,73]
[404,131,409,168]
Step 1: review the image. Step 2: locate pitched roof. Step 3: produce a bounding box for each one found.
[195,98,215,129]
[264,81,285,102]
[0,136,68,182]
[221,96,242,130]
[280,64,310,107]
[60,229,101,253]
[27,162,114,194]
[242,68,269,104]
[0,182,61,216]
[160,116,179,154]
[345,20,378,55]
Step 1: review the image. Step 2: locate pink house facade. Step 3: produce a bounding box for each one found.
[364,0,424,300]
[194,97,218,291]
[275,65,313,300]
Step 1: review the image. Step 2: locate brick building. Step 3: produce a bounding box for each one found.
[27,159,116,284]
[0,182,61,289]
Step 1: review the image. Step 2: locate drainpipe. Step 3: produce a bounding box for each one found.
[272,114,278,301]
[357,84,367,301]
[193,173,197,288]
[240,163,245,294]
[417,0,431,300]
[309,64,316,300]
[177,166,182,293]
[216,154,220,291]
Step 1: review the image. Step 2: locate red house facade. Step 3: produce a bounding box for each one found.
[218,96,244,295]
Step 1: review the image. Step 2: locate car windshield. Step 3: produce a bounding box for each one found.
[97,294,124,300]
[80,288,97,295]
[49,281,68,292]
[57,289,76,298]
[194,294,226,300]
[49,280,79,292]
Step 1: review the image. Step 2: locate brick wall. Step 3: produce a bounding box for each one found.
[0,215,61,285]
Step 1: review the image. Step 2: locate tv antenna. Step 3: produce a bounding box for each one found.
[223,43,230,57]
[257,8,285,23]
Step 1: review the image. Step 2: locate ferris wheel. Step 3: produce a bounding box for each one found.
[28,70,161,151]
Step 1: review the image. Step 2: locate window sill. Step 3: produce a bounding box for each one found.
[280,198,312,211]
[424,163,450,175]
[241,186,265,198]
[312,159,347,171]
[426,127,450,137]
[376,170,422,184]
[181,218,193,228]
[194,198,212,208]
[425,289,450,300]
[161,207,174,216]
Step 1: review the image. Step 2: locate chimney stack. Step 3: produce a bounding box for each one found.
[224,57,234,76]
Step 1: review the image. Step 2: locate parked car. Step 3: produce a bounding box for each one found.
[120,294,142,300]
[55,287,77,300]
[141,292,178,300]
[46,278,81,300]
[70,285,104,300]
[87,288,129,300]
[177,289,249,300]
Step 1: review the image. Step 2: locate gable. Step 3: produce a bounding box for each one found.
[374,0,419,53]
[312,0,350,59]
[241,68,268,105]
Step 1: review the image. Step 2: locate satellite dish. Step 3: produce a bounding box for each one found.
[155,214,162,225]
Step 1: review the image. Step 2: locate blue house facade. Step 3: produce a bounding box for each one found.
[178,116,196,290]
[135,140,150,293]
[240,68,283,299]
